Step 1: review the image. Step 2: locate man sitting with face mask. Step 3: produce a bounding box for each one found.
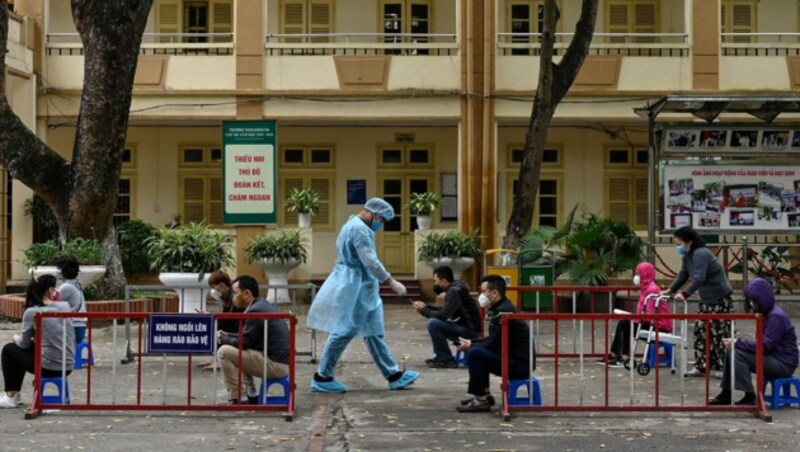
[412,266,481,368]
[709,277,798,406]
[216,275,290,404]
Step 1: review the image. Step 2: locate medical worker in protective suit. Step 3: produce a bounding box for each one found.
[308,198,421,393]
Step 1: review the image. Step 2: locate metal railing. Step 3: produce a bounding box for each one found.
[45,32,235,56]
[265,32,458,56]
[27,311,298,420]
[722,33,800,56]
[498,310,769,422]
[497,32,690,57]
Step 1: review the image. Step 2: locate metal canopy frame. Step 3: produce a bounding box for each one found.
[636,95,800,258]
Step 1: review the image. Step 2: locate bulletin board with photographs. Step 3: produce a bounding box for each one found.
[661,125,799,155]
[663,164,800,232]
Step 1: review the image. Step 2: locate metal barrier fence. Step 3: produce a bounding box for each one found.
[26,311,298,421]
[497,310,770,422]
[122,283,317,364]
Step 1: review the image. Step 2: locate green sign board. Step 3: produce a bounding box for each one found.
[222,120,277,224]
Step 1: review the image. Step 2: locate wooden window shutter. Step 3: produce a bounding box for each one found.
[633,2,657,43]
[281,0,306,41]
[310,177,332,226]
[209,177,223,225]
[281,177,305,225]
[210,0,233,43]
[156,0,182,43]
[309,0,333,42]
[182,176,206,223]
[607,2,629,43]
[607,176,631,225]
[634,176,649,230]
[731,2,754,43]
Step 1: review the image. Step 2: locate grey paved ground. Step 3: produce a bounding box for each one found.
[2,300,800,451]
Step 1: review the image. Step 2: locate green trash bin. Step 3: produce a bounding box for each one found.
[520,265,554,311]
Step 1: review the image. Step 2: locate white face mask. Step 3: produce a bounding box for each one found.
[632,275,641,286]
[210,289,222,301]
[478,293,491,308]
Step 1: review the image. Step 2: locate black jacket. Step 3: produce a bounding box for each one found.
[473,297,534,368]
[218,297,290,364]
[419,280,481,338]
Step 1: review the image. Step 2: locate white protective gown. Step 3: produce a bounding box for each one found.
[307,215,391,337]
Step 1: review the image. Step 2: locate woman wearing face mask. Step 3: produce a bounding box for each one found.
[662,226,733,377]
[0,275,75,408]
[203,271,244,371]
[599,262,671,367]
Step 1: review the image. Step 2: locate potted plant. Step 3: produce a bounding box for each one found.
[145,221,234,313]
[24,238,107,287]
[244,229,309,304]
[408,191,440,230]
[286,187,321,228]
[417,229,483,279]
[551,206,644,312]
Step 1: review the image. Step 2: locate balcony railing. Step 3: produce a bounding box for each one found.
[265,33,458,56]
[722,33,800,56]
[498,32,690,57]
[46,33,234,56]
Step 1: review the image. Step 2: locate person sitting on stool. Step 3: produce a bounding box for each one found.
[710,278,798,406]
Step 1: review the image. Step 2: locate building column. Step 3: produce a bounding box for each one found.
[459,0,496,281]
[234,0,266,279]
[691,0,719,90]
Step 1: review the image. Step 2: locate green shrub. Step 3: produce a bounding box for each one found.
[285,188,321,215]
[145,221,234,273]
[244,230,309,265]
[417,230,483,262]
[408,192,440,216]
[117,219,158,275]
[23,238,104,267]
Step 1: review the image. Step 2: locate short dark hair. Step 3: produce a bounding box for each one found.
[208,270,231,287]
[433,266,454,283]
[55,256,80,280]
[480,274,507,298]
[673,226,706,251]
[232,275,260,298]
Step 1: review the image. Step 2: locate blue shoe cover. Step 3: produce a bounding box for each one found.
[388,370,420,390]
[310,379,348,393]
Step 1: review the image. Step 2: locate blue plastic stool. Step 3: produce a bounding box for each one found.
[507,377,542,406]
[646,342,674,368]
[454,349,469,367]
[39,376,70,404]
[75,341,94,370]
[258,376,291,405]
[765,376,800,409]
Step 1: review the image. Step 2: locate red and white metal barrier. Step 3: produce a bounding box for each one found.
[498,310,770,422]
[26,311,297,421]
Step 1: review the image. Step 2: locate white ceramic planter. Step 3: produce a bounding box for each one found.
[416,215,432,230]
[257,258,302,304]
[298,213,311,228]
[31,265,106,287]
[426,257,475,280]
[158,272,211,313]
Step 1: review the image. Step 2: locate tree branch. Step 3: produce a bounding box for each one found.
[553,0,598,102]
[0,2,71,211]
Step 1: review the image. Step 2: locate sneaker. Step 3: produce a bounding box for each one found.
[424,358,438,365]
[456,397,492,413]
[708,394,732,405]
[736,393,756,406]
[685,367,706,378]
[0,393,19,408]
[711,370,724,379]
[427,359,458,369]
[460,394,496,407]
[607,359,625,368]
[388,370,420,390]
[310,379,348,393]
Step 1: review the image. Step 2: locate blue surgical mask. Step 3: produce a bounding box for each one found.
[371,219,383,232]
[676,245,688,256]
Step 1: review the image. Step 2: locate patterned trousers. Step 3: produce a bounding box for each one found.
[693,295,734,372]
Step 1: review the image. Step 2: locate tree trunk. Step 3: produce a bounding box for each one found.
[502,0,598,250]
[0,1,153,293]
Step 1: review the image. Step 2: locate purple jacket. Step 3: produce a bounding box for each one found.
[736,278,799,368]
